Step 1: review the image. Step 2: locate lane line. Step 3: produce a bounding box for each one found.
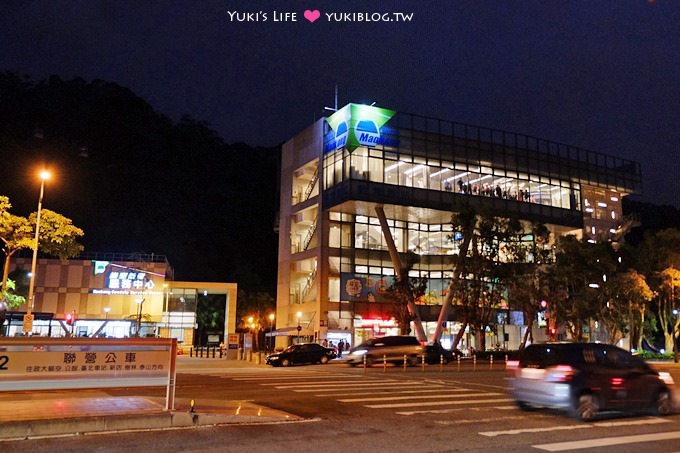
[397,405,516,415]
[533,430,680,452]
[293,383,432,392]
[317,388,470,397]
[366,398,512,409]
[339,392,500,403]
[479,417,671,437]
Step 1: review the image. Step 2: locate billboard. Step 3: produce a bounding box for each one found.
[325,103,397,152]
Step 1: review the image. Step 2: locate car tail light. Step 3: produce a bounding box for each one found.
[506,359,519,377]
[610,377,624,387]
[546,365,574,382]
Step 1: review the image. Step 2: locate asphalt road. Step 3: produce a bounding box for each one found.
[4,359,680,453]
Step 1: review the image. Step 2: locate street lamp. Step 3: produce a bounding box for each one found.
[296,311,302,344]
[24,170,50,335]
[268,313,275,352]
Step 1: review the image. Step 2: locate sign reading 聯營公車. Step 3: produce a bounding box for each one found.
[0,337,177,408]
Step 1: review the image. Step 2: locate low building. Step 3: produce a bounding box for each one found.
[4,252,237,349]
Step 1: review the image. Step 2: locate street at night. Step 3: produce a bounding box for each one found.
[3,357,680,452]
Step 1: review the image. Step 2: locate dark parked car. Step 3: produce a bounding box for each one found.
[265,343,336,367]
[424,343,460,364]
[506,342,676,421]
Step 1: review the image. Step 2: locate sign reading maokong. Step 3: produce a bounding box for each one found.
[325,103,397,152]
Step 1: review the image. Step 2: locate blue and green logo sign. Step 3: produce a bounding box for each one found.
[326,103,397,152]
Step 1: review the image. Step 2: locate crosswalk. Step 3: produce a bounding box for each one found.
[225,368,514,415]
[216,368,680,451]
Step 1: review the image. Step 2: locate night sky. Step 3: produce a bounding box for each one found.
[1,1,679,208]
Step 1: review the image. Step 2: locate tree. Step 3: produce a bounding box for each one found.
[236,290,275,350]
[0,279,25,335]
[547,236,617,342]
[387,252,428,336]
[1,201,84,291]
[608,270,654,350]
[654,267,680,352]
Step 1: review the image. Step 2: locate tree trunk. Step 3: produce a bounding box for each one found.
[452,321,467,349]
[520,318,534,350]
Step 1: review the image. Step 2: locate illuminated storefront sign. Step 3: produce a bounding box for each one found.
[325,103,398,152]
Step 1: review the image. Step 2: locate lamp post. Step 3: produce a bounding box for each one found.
[268,313,275,353]
[296,311,302,344]
[24,170,50,335]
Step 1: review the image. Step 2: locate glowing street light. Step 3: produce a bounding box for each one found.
[103,307,111,320]
[268,313,275,352]
[24,170,50,335]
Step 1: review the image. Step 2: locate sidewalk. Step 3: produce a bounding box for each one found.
[0,357,302,441]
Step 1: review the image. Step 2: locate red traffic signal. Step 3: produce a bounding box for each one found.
[66,311,77,325]
[540,300,548,309]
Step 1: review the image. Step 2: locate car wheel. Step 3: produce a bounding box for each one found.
[516,401,534,411]
[281,358,291,367]
[320,355,329,364]
[574,394,598,421]
[654,390,673,416]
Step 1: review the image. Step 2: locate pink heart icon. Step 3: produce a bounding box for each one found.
[304,9,320,23]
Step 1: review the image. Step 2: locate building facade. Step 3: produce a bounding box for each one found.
[275,103,642,350]
[4,252,237,348]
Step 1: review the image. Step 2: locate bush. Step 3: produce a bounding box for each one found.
[634,350,675,361]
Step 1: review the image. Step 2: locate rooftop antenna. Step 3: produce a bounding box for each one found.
[323,83,338,112]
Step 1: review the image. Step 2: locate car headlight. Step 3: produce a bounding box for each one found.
[352,349,368,356]
[659,371,675,386]
[269,356,279,361]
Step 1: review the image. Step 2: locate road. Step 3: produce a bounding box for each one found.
[4,359,680,452]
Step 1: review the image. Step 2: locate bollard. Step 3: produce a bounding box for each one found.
[490,354,493,369]
[403,354,407,372]
[383,354,387,372]
[473,353,477,371]
[457,355,461,371]
[363,354,367,373]
[421,354,425,372]
[440,354,444,372]
[505,353,508,364]
[189,347,193,358]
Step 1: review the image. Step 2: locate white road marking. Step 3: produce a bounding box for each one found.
[396,406,517,414]
[397,405,516,415]
[366,398,512,409]
[267,379,410,387]
[339,391,499,403]
[318,388,468,397]
[479,417,671,437]
[533,430,680,451]
[293,382,432,392]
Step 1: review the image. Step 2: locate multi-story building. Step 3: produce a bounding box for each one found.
[275,103,641,350]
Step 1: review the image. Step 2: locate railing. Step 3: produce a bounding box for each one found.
[301,215,318,251]
[300,267,317,302]
[303,167,319,202]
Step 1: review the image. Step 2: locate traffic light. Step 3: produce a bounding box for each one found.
[66,310,77,325]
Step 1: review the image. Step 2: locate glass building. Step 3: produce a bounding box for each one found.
[275,103,641,350]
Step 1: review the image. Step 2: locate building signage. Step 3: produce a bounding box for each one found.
[340,273,395,303]
[325,103,397,152]
[90,261,162,296]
